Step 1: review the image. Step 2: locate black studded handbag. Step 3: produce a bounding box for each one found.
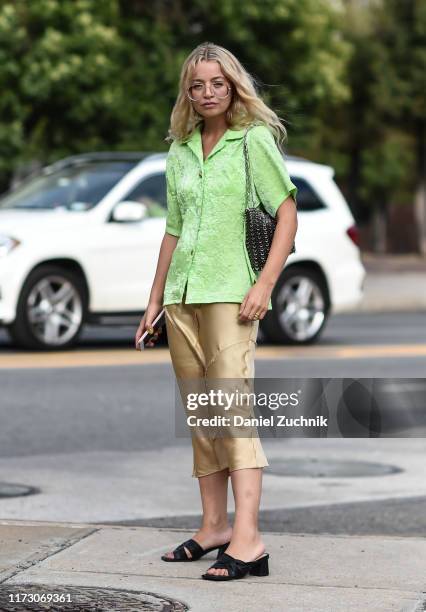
[243,125,295,273]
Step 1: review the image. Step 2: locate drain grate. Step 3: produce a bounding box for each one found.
[413,595,426,612]
[0,483,38,499]
[0,583,188,611]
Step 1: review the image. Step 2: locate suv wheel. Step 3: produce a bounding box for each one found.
[7,265,87,350]
[261,266,330,345]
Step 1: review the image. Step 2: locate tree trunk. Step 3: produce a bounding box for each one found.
[372,200,387,253]
[413,119,426,255]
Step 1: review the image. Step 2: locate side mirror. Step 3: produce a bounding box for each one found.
[111,201,147,222]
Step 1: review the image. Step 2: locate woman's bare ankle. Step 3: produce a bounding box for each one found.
[200,517,230,533]
[196,522,232,544]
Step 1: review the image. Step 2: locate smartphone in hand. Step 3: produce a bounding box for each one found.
[138,308,166,350]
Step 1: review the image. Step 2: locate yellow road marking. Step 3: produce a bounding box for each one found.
[257,344,426,359]
[0,344,425,369]
[0,349,170,369]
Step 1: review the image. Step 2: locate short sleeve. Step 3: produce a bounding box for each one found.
[165,148,182,237]
[247,125,298,219]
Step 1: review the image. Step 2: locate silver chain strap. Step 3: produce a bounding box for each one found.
[243,125,257,210]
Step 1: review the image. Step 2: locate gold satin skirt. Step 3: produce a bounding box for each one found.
[164,283,269,478]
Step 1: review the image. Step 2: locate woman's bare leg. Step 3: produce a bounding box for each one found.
[204,467,265,576]
[163,467,232,559]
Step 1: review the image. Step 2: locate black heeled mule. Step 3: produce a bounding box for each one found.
[201,551,270,580]
[161,538,230,562]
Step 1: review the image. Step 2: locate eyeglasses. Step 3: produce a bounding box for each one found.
[187,81,231,102]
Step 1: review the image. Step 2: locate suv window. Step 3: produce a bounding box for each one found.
[0,161,137,211]
[123,173,166,217]
[291,177,326,212]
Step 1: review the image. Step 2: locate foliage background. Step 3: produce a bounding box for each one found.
[0,0,424,251]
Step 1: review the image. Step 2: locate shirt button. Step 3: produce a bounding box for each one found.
[199,170,202,178]
[190,249,194,255]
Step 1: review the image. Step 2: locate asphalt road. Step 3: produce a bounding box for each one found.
[1,310,426,455]
[0,310,425,536]
[2,309,426,350]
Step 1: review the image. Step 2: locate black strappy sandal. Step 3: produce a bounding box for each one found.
[201,551,269,580]
[161,538,230,562]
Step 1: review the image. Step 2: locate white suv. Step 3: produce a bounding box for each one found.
[0,151,365,350]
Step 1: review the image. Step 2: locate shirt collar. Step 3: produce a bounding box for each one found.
[185,123,246,165]
[189,123,246,139]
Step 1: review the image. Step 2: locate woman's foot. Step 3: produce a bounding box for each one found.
[204,528,265,577]
[162,524,233,560]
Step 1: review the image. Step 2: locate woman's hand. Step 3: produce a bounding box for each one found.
[238,280,273,322]
[135,300,164,350]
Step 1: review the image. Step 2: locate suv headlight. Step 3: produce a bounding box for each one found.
[0,234,21,257]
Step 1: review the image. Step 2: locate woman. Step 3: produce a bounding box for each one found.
[135,42,298,581]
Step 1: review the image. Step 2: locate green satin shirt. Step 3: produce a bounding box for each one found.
[162,121,298,310]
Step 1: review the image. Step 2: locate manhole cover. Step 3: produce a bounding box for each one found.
[267,458,402,478]
[0,584,188,611]
[413,596,426,612]
[0,483,38,498]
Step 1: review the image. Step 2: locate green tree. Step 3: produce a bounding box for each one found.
[0,0,125,187]
[322,0,425,253]
[369,0,426,253]
[0,0,352,192]
[156,0,352,150]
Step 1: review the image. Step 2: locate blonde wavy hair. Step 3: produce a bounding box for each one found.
[165,42,289,152]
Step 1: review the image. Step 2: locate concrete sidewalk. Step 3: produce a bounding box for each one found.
[357,253,426,312]
[0,519,425,612]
